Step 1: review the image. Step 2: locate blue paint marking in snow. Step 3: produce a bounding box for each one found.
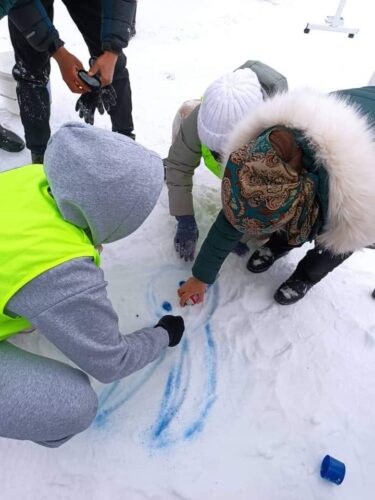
[94,265,179,428]
[93,355,165,428]
[94,265,219,446]
[162,301,172,312]
[183,324,217,439]
[151,337,190,442]
[150,282,219,448]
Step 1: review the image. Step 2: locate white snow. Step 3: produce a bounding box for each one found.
[1,0,375,498]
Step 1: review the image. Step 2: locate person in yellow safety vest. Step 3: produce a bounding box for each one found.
[0,122,184,448]
[164,60,288,262]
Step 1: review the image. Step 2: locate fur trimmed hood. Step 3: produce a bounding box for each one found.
[223,89,375,254]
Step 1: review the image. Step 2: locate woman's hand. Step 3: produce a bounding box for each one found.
[178,276,208,306]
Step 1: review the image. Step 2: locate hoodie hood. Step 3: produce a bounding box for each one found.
[223,89,375,254]
[44,122,164,246]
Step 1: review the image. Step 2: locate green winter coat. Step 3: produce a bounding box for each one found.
[192,86,375,284]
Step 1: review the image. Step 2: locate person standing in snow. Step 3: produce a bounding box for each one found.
[7,0,136,164]
[178,86,375,306]
[0,123,184,447]
[165,60,288,262]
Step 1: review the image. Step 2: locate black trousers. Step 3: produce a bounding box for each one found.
[8,0,134,155]
[266,231,351,284]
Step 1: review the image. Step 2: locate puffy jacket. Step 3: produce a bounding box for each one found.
[192,86,375,284]
[165,60,288,216]
[8,0,136,54]
[0,0,16,17]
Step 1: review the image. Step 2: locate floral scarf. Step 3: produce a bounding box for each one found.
[222,127,320,246]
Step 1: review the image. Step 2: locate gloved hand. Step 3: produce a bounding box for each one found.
[75,90,104,125]
[101,85,117,113]
[174,215,199,262]
[75,56,117,124]
[75,85,117,124]
[155,315,185,347]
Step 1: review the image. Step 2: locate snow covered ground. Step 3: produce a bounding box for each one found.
[1,0,375,498]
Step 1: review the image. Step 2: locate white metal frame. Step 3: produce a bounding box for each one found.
[304,0,359,38]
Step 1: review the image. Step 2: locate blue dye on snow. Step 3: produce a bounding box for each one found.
[152,338,190,441]
[94,266,219,448]
[151,323,217,448]
[162,301,172,312]
[184,324,217,439]
[94,355,165,428]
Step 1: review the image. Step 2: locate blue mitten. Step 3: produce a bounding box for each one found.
[174,216,199,262]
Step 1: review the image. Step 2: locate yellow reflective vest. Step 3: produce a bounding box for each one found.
[201,145,224,179]
[0,164,100,341]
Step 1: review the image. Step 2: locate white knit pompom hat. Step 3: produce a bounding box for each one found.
[197,68,263,155]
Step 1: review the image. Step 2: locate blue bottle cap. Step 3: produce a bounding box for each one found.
[320,455,346,485]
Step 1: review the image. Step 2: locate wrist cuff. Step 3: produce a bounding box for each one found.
[102,42,125,55]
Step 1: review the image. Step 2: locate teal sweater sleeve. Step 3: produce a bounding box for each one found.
[192,210,243,284]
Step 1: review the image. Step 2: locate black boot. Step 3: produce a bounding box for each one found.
[0,125,25,152]
[372,289,375,299]
[247,246,289,273]
[31,152,44,164]
[274,276,314,305]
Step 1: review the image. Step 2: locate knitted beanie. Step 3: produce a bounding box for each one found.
[197,68,263,155]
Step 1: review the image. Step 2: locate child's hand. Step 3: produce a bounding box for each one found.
[178,276,208,306]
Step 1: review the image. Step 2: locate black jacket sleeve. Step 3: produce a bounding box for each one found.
[8,0,64,54]
[9,0,136,56]
[101,0,137,53]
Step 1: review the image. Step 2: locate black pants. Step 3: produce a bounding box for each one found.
[8,0,134,155]
[267,232,351,284]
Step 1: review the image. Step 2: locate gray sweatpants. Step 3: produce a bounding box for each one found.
[0,341,98,448]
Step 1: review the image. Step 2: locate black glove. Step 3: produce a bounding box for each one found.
[75,90,104,125]
[174,215,199,262]
[75,56,117,124]
[75,85,117,124]
[101,85,117,113]
[155,315,185,347]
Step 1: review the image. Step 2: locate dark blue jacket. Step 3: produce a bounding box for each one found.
[8,0,136,55]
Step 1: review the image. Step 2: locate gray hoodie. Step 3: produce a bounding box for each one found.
[6,123,169,383]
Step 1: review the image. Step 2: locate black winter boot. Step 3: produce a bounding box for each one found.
[274,276,314,305]
[372,289,375,299]
[31,153,44,164]
[247,246,289,273]
[0,125,25,152]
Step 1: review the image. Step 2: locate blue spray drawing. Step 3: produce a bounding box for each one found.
[94,265,219,447]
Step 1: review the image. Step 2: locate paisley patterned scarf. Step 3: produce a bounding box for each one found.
[222,127,320,246]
